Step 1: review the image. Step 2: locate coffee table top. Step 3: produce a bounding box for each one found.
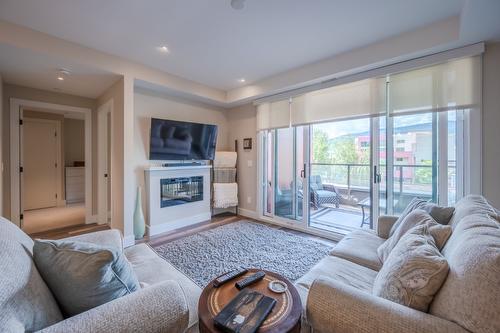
[198,268,302,333]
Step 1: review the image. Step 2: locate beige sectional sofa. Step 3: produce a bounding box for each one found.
[297,195,500,333]
[1,195,498,332]
[0,218,202,333]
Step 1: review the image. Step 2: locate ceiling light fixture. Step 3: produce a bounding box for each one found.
[158,45,170,53]
[231,0,245,10]
[238,78,246,83]
[57,68,71,81]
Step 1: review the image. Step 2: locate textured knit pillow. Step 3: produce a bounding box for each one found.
[373,224,450,312]
[389,198,455,237]
[378,209,452,262]
[33,239,140,316]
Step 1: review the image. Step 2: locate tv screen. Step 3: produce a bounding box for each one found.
[149,118,218,161]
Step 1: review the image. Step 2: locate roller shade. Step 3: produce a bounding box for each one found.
[290,78,386,126]
[256,99,290,130]
[389,56,481,115]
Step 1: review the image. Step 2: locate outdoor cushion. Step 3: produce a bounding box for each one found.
[33,239,140,316]
[330,229,384,271]
[373,223,449,312]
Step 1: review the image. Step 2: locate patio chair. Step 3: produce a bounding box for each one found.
[297,176,340,210]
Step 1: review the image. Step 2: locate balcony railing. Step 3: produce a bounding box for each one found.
[310,162,456,202]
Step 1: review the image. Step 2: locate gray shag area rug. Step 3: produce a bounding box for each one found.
[151,220,333,287]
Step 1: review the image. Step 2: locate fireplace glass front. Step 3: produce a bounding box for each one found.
[160,176,203,208]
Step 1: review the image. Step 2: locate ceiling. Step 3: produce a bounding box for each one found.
[0,43,120,98]
[0,0,468,90]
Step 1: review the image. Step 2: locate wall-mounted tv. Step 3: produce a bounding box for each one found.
[149,118,218,161]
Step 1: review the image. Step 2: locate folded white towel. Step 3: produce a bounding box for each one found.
[213,183,238,208]
[214,151,237,168]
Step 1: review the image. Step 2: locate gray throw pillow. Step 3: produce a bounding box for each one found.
[33,239,140,316]
[373,223,450,312]
[389,198,455,237]
[378,209,452,262]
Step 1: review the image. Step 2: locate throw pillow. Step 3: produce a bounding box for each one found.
[389,198,455,237]
[373,224,450,312]
[33,239,140,316]
[378,209,452,262]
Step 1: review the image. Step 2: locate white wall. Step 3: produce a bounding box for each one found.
[227,104,258,213]
[482,42,500,208]
[133,89,230,221]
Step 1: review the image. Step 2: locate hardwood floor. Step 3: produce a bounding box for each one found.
[29,223,110,240]
[30,213,337,248]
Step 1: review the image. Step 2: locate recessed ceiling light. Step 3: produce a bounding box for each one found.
[57,68,70,81]
[231,0,245,10]
[57,76,64,81]
[238,78,246,83]
[158,45,169,53]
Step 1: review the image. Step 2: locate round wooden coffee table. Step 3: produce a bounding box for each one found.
[198,269,302,333]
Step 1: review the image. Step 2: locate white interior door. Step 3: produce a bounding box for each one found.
[23,118,59,210]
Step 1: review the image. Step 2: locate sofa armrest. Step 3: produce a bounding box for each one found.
[377,215,398,239]
[306,277,467,333]
[61,229,123,252]
[38,280,189,333]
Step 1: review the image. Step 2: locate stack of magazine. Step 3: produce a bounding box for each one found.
[214,289,277,333]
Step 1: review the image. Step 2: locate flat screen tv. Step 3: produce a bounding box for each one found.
[149,118,218,161]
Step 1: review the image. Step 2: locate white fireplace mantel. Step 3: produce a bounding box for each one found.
[144,165,212,236]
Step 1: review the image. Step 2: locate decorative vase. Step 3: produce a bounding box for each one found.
[133,186,146,240]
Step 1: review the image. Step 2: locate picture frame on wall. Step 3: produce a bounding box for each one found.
[243,138,252,150]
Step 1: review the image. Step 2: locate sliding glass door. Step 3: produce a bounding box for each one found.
[262,126,308,225]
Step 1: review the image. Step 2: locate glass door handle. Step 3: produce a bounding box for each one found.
[300,164,306,178]
[374,166,381,184]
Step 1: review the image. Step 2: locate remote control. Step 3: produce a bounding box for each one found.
[213,268,248,288]
[235,271,266,290]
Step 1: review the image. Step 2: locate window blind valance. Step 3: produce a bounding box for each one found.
[256,99,290,130]
[389,56,481,116]
[291,78,386,126]
[256,55,481,130]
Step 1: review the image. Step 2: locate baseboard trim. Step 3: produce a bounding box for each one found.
[237,208,259,220]
[123,235,136,248]
[147,212,212,237]
[86,214,98,224]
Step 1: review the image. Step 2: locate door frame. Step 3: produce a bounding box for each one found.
[10,98,92,228]
[21,117,63,210]
[97,99,113,225]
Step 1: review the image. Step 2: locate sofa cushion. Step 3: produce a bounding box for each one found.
[0,218,63,332]
[389,198,454,237]
[373,223,449,312]
[377,210,452,262]
[429,213,500,333]
[448,194,496,229]
[33,239,140,316]
[295,255,378,308]
[125,243,202,328]
[330,229,384,271]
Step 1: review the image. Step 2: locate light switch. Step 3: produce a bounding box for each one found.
[247,160,253,167]
[247,196,252,204]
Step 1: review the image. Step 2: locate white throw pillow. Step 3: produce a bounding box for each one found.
[373,223,450,312]
[378,209,451,262]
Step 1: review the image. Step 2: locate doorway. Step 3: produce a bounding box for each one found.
[10,99,93,233]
